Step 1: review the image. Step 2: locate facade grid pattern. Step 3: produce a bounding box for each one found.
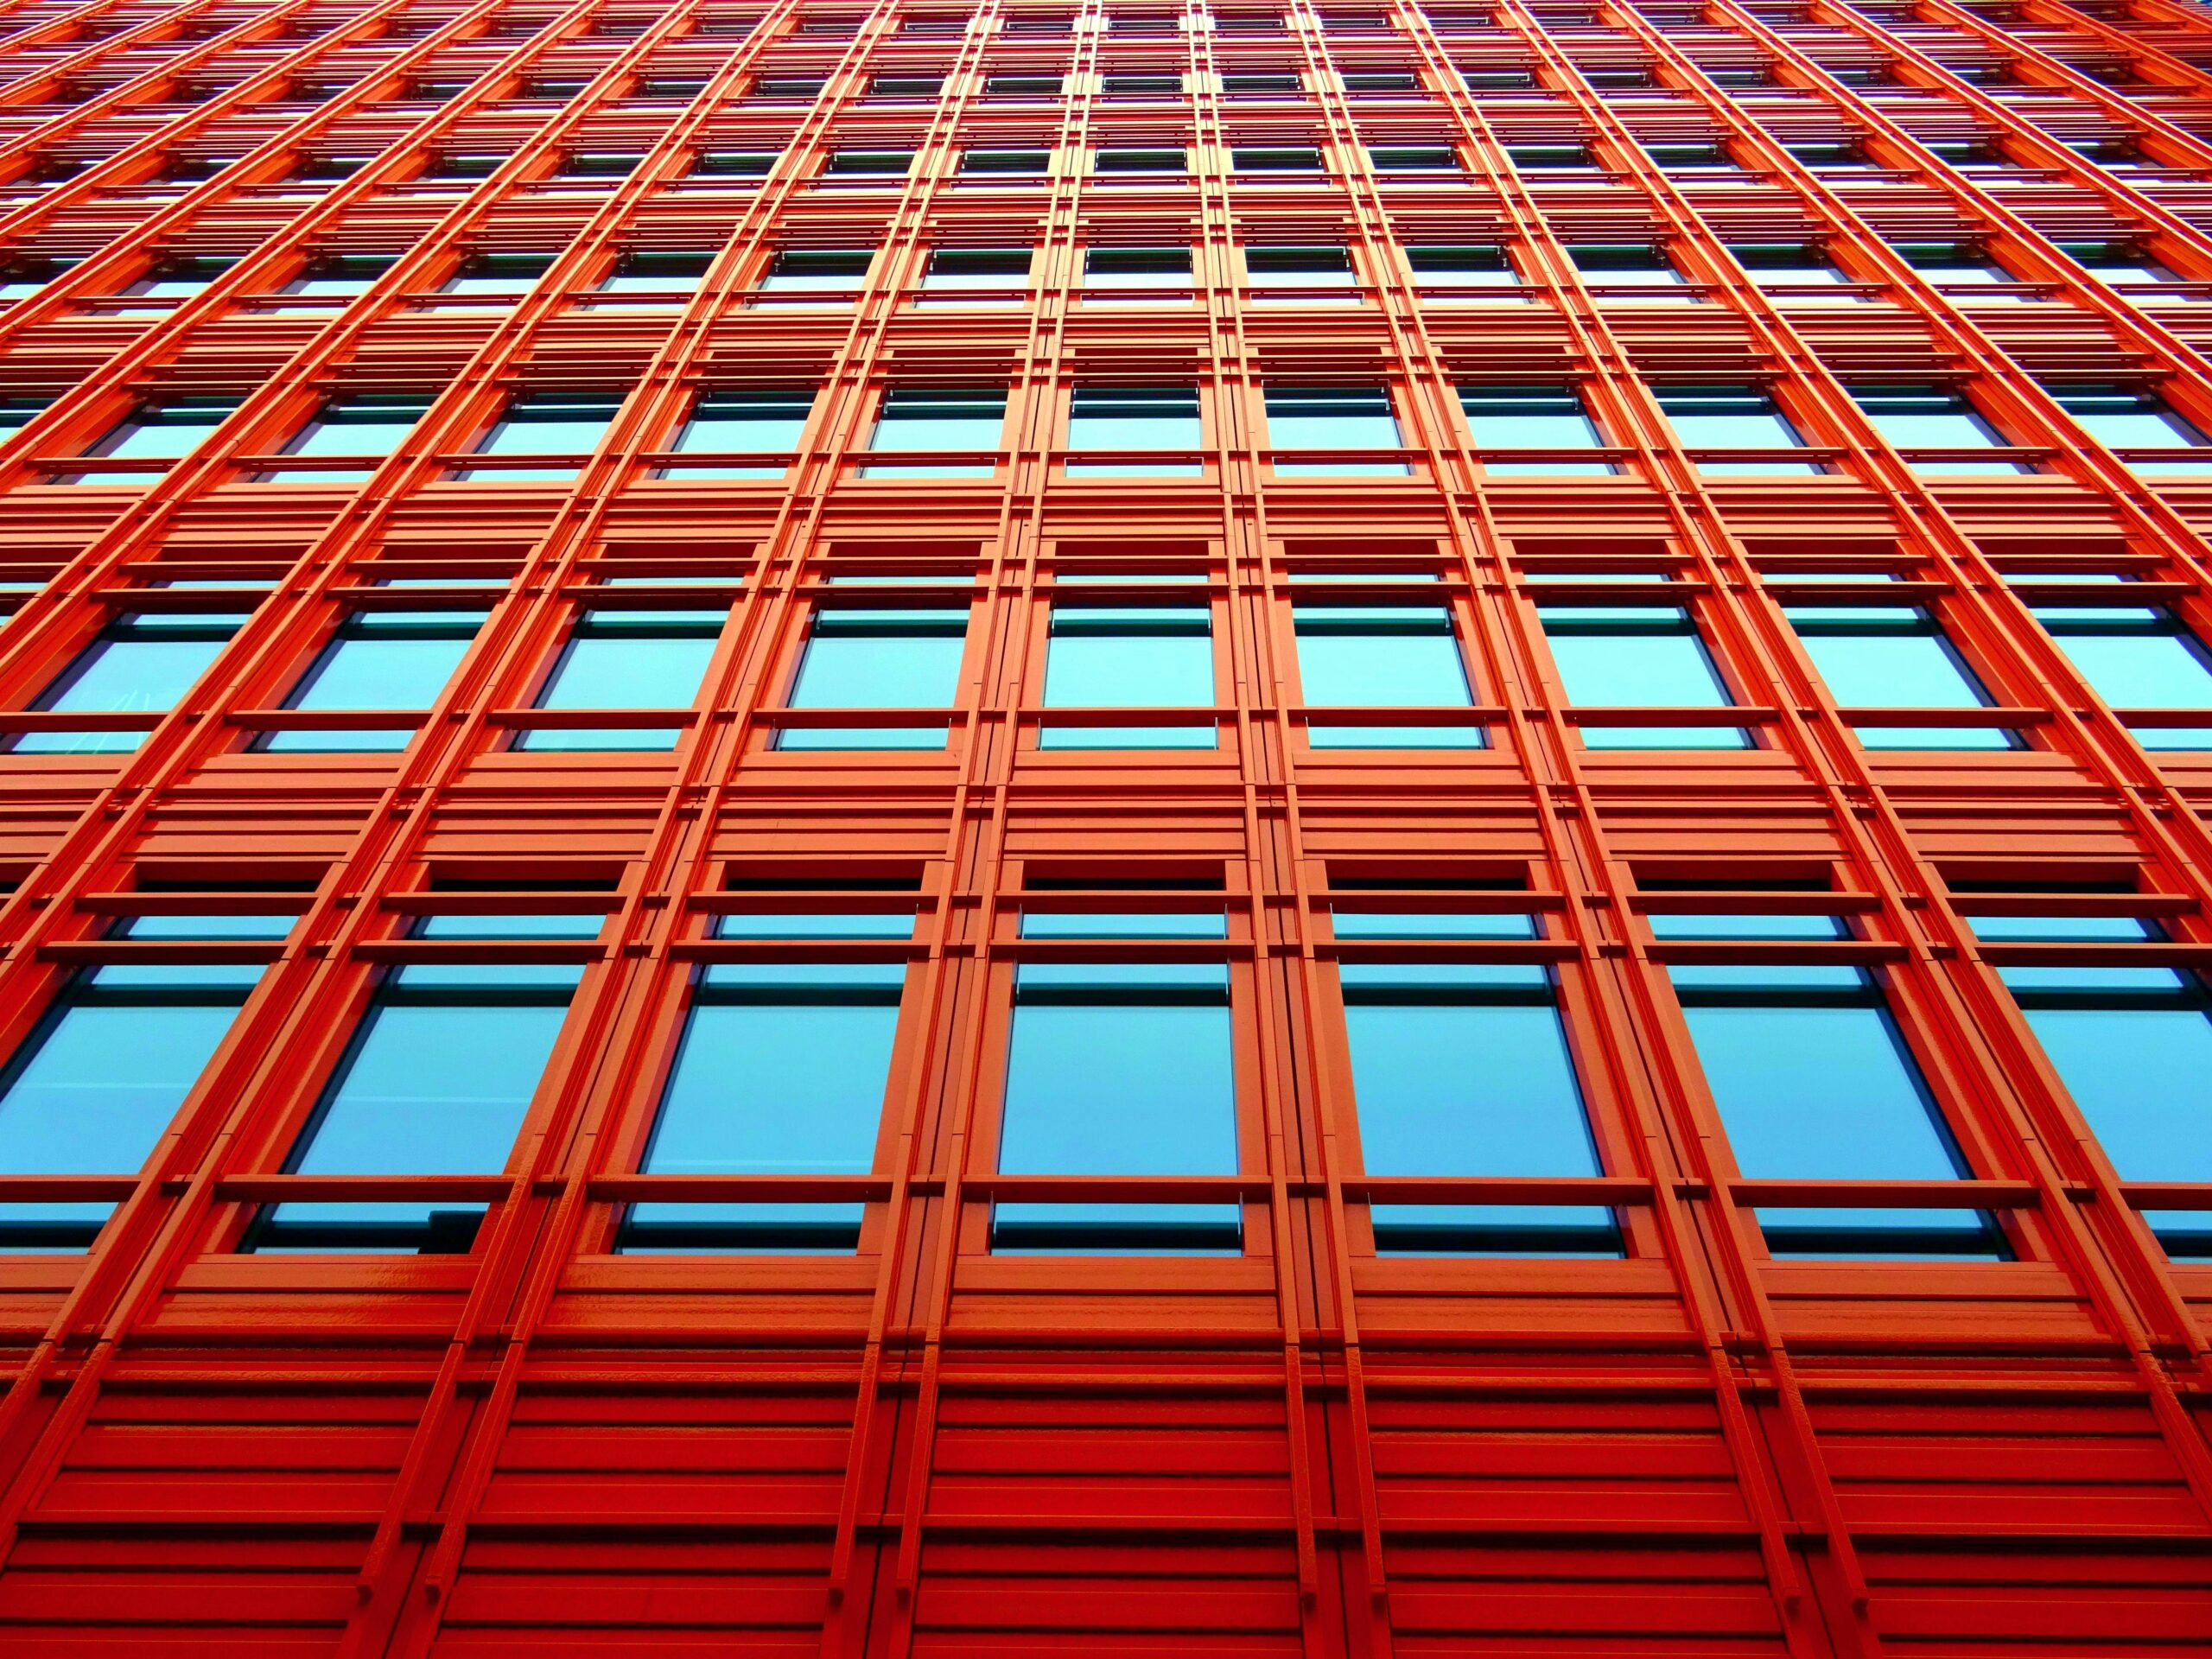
[0,0,2209,1650]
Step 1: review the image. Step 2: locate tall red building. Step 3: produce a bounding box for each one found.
[1,0,2211,1650]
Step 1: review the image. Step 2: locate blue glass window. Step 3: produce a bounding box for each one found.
[861,387,1004,478]
[1851,385,2029,474]
[1407,245,1521,297]
[1293,605,1482,747]
[1343,963,1617,1254]
[1459,385,1612,477]
[994,963,1239,1252]
[259,610,486,752]
[1786,606,2017,750]
[2046,386,2212,476]
[458,392,622,480]
[250,960,582,1252]
[1671,963,2000,1255]
[1065,387,1203,476]
[622,963,905,1252]
[1656,386,1820,475]
[0,962,260,1249]
[13,613,245,753]
[517,608,724,751]
[666,390,813,477]
[2035,606,2212,749]
[71,399,236,481]
[1570,242,1694,300]
[1999,965,2211,1252]
[263,396,433,482]
[779,607,969,750]
[1536,605,1751,749]
[1265,387,1409,476]
[1040,606,1215,749]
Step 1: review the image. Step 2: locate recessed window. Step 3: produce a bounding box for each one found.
[246,958,583,1253]
[1094,147,1186,174]
[1294,604,1482,748]
[692,149,779,177]
[516,608,725,751]
[2033,604,2212,748]
[11,613,245,753]
[594,251,712,307]
[665,390,814,478]
[1407,244,1519,298]
[1344,962,1616,1254]
[1084,245,1193,291]
[1368,143,1458,171]
[2046,385,2212,476]
[759,249,875,297]
[1065,387,1203,476]
[1041,605,1216,749]
[1232,145,1324,172]
[921,247,1033,292]
[1536,604,1751,749]
[263,394,433,482]
[1265,387,1408,476]
[993,961,1240,1253]
[1672,961,2001,1257]
[257,609,486,752]
[68,398,236,481]
[778,607,969,750]
[826,149,913,176]
[1653,385,1819,476]
[1460,385,1612,477]
[1784,605,2018,750]
[1570,242,1693,300]
[456,392,622,481]
[861,387,1006,478]
[1851,385,2028,475]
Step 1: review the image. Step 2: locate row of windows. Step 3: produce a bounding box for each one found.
[18,586,2212,755]
[45,375,2212,488]
[0,898,2198,1259]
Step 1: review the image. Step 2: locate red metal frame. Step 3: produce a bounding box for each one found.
[0,0,2209,1652]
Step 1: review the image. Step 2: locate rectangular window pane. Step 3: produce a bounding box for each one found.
[623,963,903,1252]
[1537,607,1750,749]
[1294,606,1481,747]
[1066,388,1202,476]
[517,610,723,751]
[778,608,967,750]
[251,963,581,1252]
[1040,607,1215,748]
[1674,968,1998,1255]
[1343,963,1616,1254]
[260,611,485,752]
[1265,388,1408,476]
[667,391,812,478]
[15,614,243,753]
[1787,607,2014,751]
[994,963,1238,1252]
[862,388,1005,477]
[0,966,255,1249]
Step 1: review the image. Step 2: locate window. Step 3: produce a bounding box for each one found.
[1369,144,1459,171]
[691,150,779,178]
[1041,605,1216,748]
[1264,386,1409,476]
[457,392,622,480]
[1459,385,1612,476]
[12,612,244,753]
[1786,605,2017,749]
[561,150,644,178]
[269,255,390,311]
[779,607,969,749]
[1999,963,2212,1254]
[1294,604,1482,747]
[870,74,944,99]
[1407,244,1520,298]
[758,248,874,300]
[1536,604,1751,748]
[257,609,485,752]
[1343,961,1613,1254]
[1223,73,1302,96]
[115,256,232,315]
[2034,604,2212,748]
[1065,387,1202,475]
[1084,246,1193,291]
[621,963,905,1251]
[1232,146,1324,173]
[987,73,1063,97]
[1094,147,1186,175]
[1671,962,1999,1256]
[1729,242,1858,302]
[2057,241,2189,291]
[248,958,582,1252]
[1901,242,2021,302]
[2046,386,2212,476]
[1245,245,1357,298]
[1103,73,1183,96]
[993,960,1239,1251]
[962,149,1051,175]
[826,149,913,176]
[69,398,235,481]
[1570,242,1693,300]
[1653,385,1818,475]
[437,254,552,299]
[594,251,711,306]
[665,389,813,477]
[1507,143,1591,172]
[262,395,433,482]
[921,248,1032,294]
[517,608,725,751]
[1343,71,1421,93]
[0,957,261,1249]
[1851,385,2029,475]
[861,387,1006,478]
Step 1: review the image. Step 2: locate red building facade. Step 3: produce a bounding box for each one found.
[0,0,2209,1651]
